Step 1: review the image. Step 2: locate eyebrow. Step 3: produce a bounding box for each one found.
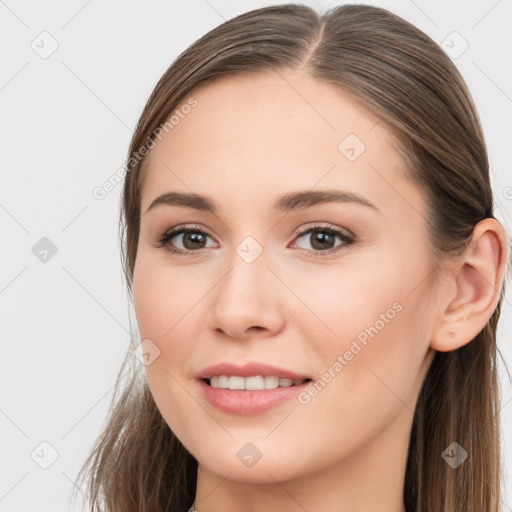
[144,189,378,214]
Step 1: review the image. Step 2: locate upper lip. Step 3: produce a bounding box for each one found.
[197,362,311,381]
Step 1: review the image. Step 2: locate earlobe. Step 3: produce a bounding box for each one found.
[430,218,509,352]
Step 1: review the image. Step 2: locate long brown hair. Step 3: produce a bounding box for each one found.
[73,4,511,511]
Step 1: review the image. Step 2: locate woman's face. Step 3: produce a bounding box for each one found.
[133,69,439,483]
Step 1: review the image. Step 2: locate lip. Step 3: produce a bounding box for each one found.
[197,362,312,416]
[198,379,311,416]
[197,362,311,381]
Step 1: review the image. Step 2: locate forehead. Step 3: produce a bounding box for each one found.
[168,69,389,151]
[140,69,416,217]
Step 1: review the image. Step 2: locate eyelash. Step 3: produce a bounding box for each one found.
[151,223,356,257]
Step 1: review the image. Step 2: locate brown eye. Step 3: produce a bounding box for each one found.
[292,225,355,254]
[152,225,217,255]
[174,231,208,250]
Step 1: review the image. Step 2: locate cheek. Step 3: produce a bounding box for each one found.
[287,261,402,348]
[133,258,204,436]
[133,251,205,340]
[133,252,208,376]
[297,252,431,394]
[290,296,428,464]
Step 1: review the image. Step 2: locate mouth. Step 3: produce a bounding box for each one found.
[198,375,313,416]
[204,375,312,390]
[196,362,313,415]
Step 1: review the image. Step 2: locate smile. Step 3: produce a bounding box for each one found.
[208,375,309,390]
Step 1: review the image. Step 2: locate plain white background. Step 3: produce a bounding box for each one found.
[0,1,510,511]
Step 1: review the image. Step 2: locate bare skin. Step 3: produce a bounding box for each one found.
[132,69,509,512]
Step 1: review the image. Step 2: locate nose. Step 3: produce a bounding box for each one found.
[207,247,287,341]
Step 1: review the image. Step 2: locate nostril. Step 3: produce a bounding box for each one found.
[248,326,265,334]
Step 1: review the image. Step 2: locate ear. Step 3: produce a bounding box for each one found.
[430,218,510,352]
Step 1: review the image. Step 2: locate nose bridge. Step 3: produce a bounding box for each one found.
[220,233,270,304]
[208,231,285,338]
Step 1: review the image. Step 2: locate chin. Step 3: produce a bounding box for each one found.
[191,439,316,484]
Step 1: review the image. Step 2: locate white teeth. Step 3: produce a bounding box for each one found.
[208,375,307,390]
[245,376,264,390]
[218,375,229,388]
[279,378,294,387]
[228,376,245,390]
[264,376,279,389]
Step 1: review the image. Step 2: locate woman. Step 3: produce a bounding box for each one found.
[74,4,511,511]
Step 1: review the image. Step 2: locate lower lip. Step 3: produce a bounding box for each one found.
[199,379,311,416]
